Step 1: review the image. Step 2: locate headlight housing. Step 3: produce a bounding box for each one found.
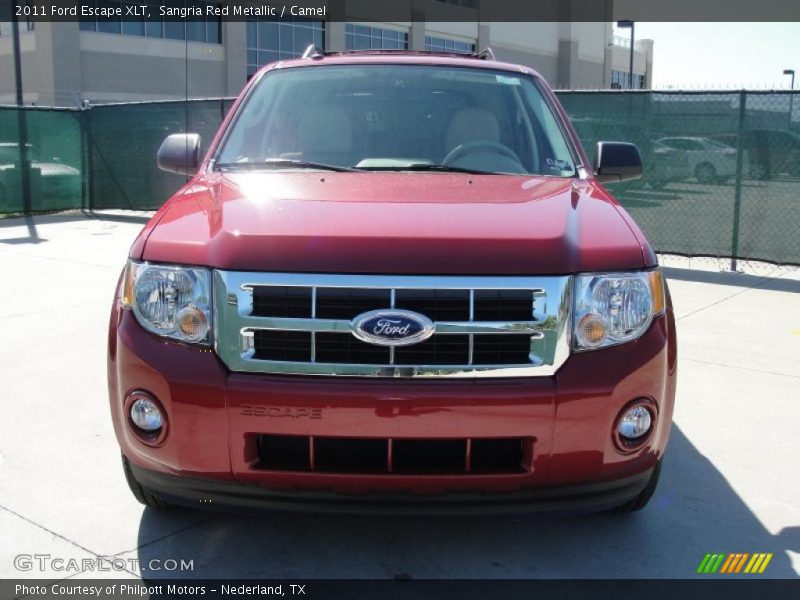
[573,269,665,351]
[122,261,212,345]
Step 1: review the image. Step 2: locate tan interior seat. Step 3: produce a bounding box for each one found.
[445,108,501,154]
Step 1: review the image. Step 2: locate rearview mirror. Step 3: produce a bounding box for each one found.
[594,141,643,183]
[157,133,201,176]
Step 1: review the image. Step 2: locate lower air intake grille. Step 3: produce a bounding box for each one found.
[255,435,530,475]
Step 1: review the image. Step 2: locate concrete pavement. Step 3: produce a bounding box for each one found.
[0,212,798,581]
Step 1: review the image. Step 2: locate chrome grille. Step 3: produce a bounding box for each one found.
[214,271,572,378]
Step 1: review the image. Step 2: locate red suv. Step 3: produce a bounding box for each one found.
[108,50,676,514]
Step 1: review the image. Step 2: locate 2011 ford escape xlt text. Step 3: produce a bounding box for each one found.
[108,49,677,514]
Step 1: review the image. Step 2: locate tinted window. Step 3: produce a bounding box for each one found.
[217,65,577,176]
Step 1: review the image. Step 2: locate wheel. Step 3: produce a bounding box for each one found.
[610,459,662,513]
[694,162,717,184]
[122,455,175,509]
[749,162,769,180]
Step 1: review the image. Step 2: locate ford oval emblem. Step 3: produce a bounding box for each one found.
[350,309,435,347]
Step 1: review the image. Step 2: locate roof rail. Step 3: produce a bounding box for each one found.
[299,47,498,61]
[475,47,496,61]
[301,44,325,59]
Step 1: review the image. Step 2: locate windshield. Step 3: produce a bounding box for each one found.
[215,64,578,177]
[0,145,40,164]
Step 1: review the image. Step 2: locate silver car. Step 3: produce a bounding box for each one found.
[657,136,737,184]
[0,143,81,209]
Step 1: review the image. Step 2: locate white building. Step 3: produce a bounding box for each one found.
[0,1,653,106]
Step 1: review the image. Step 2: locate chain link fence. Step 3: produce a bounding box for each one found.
[1,91,799,265]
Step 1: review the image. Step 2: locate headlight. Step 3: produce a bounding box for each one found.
[573,269,665,351]
[122,261,212,345]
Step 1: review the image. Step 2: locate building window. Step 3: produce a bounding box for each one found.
[246,18,324,79]
[345,24,408,51]
[611,70,645,89]
[435,0,477,7]
[0,21,34,36]
[0,0,35,36]
[425,36,475,54]
[79,1,222,44]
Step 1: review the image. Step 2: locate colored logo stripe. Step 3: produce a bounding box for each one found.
[698,553,773,574]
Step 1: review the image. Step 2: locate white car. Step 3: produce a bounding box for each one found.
[657,136,737,184]
[0,143,81,210]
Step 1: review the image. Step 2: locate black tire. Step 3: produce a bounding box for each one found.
[610,460,662,513]
[694,162,717,184]
[122,455,175,509]
[749,162,769,180]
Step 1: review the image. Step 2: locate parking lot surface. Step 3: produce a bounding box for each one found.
[1,212,798,581]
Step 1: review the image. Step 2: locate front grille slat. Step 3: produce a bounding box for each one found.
[316,332,391,364]
[395,289,470,321]
[252,286,312,318]
[315,288,391,319]
[217,272,570,378]
[472,334,533,365]
[474,290,534,321]
[394,334,471,365]
[253,330,312,362]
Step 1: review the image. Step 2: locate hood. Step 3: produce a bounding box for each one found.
[138,172,652,274]
[33,162,81,177]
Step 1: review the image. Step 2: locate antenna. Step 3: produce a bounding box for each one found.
[302,45,325,59]
[476,47,497,61]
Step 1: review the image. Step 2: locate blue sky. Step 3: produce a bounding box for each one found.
[613,22,800,89]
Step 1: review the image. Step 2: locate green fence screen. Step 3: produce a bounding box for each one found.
[1,92,799,265]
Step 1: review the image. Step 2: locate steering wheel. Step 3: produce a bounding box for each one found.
[442,140,523,168]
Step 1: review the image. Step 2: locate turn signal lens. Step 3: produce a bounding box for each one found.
[176,305,210,342]
[121,261,137,307]
[577,313,607,348]
[649,270,666,315]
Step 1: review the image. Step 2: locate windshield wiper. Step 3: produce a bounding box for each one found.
[217,158,362,172]
[396,164,505,175]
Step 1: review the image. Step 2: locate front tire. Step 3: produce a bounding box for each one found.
[610,460,662,513]
[749,162,769,180]
[122,455,174,509]
[694,162,717,184]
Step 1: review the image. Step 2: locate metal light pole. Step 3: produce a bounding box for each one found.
[784,69,795,130]
[617,20,635,89]
[10,6,32,214]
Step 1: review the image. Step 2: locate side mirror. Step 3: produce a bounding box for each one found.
[157,133,201,176]
[594,141,643,183]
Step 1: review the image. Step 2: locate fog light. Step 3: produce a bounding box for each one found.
[618,405,652,440]
[130,395,163,432]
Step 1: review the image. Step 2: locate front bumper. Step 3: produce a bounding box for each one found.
[129,460,654,515]
[108,302,677,511]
